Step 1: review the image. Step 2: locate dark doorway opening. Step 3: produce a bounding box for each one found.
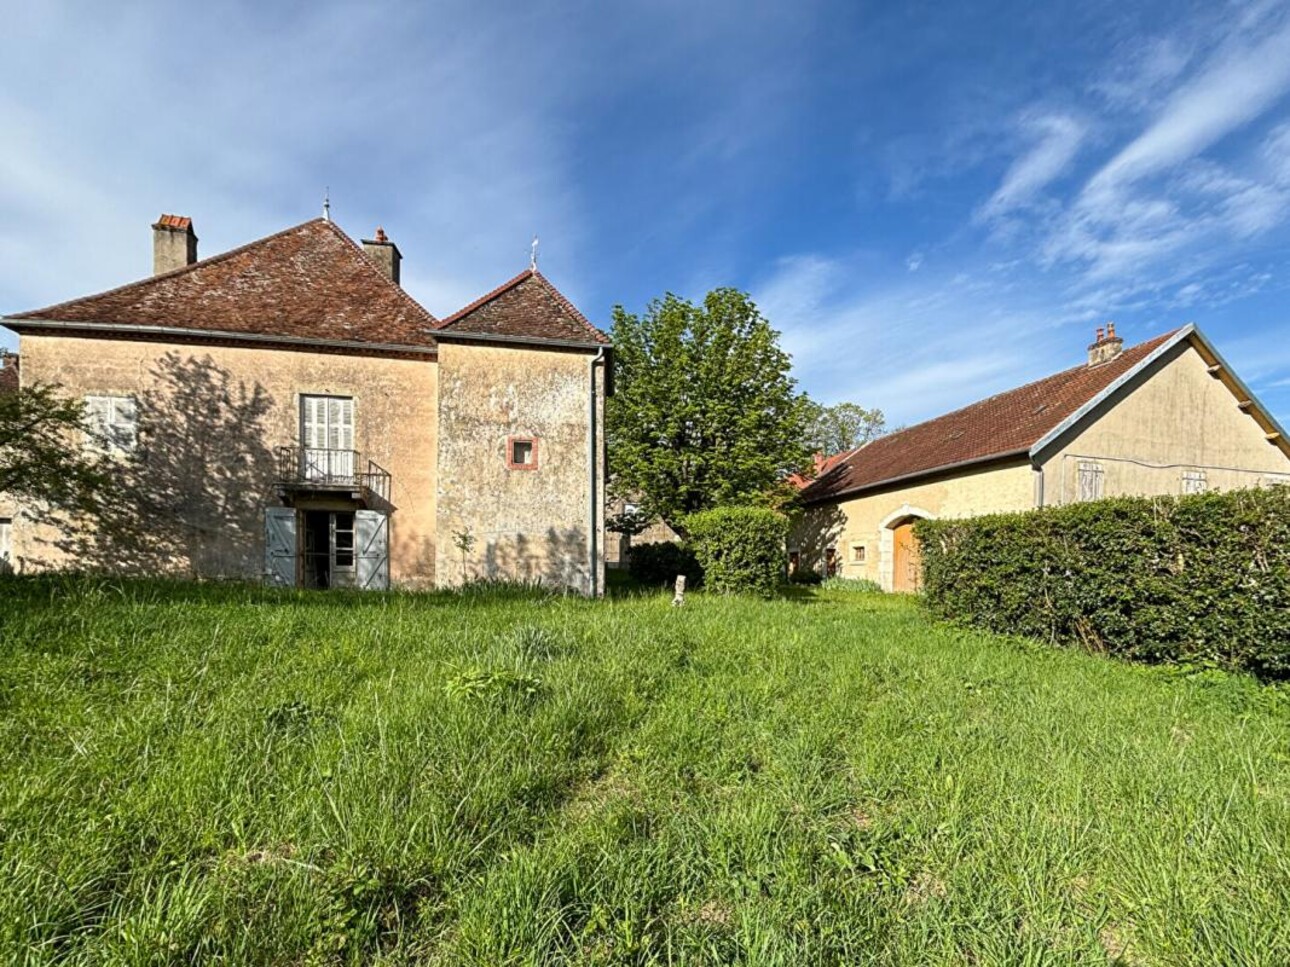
[302,510,356,589]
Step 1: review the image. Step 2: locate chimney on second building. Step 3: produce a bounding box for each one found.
[152,215,198,275]
[362,226,401,285]
[1088,321,1124,367]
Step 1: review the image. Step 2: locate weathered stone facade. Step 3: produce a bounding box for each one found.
[1,216,610,593]
[434,340,607,590]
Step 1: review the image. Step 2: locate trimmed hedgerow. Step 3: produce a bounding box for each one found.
[916,486,1290,678]
[627,541,703,589]
[684,506,789,597]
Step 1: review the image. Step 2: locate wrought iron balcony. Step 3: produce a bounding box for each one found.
[276,446,391,504]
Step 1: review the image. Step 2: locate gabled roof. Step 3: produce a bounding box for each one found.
[5,219,440,351]
[801,328,1188,504]
[436,268,610,346]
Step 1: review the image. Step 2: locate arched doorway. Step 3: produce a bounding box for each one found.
[891,518,922,593]
[879,505,935,593]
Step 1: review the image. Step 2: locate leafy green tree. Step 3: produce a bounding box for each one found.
[0,384,110,520]
[607,288,814,535]
[804,401,886,455]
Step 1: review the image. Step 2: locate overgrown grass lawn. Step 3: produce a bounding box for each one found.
[2,578,1288,964]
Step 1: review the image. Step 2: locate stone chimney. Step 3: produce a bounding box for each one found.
[1088,321,1124,367]
[152,215,198,275]
[361,227,402,285]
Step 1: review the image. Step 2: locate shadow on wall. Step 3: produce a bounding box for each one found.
[451,526,589,589]
[53,352,276,577]
[793,503,847,575]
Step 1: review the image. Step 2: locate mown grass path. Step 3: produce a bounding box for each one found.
[1,577,1288,964]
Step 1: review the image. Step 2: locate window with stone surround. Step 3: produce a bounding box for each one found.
[508,436,539,470]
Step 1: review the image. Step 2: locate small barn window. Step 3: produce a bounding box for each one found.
[84,395,138,454]
[507,436,539,470]
[1077,460,1104,501]
[850,542,867,563]
[1181,469,1208,494]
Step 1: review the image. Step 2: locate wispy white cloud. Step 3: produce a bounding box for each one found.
[1084,12,1290,199]
[977,113,1086,221]
[1031,9,1290,290]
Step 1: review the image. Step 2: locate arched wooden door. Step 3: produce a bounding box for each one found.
[891,519,922,593]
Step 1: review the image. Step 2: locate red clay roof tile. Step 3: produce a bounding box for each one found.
[437,269,610,345]
[8,219,440,349]
[799,329,1180,504]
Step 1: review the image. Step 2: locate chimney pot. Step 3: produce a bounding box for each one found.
[362,228,402,285]
[151,214,198,275]
[1088,321,1124,367]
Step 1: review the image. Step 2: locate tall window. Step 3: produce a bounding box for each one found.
[300,395,355,481]
[1077,460,1104,501]
[1181,469,1208,494]
[84,395,137,454]
[0,517,10,574]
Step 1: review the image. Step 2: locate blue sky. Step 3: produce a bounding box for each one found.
[3,0,1290,426]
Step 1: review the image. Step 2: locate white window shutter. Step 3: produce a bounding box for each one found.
[264,507,298,586]
[355,510,389,590]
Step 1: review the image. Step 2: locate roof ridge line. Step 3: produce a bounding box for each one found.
[8,217,330,320]
[318,220,439,327]
[437,268,535,328]
[530,270,605,342]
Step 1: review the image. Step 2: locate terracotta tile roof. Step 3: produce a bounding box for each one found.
[437,268,610,345]
[0,354,18,395]
[800,329,1181,504]
[788,448,857,489]
[153,214,192,231]
[7,219,439,349]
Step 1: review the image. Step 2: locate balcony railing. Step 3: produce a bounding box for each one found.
[276,446,391,503]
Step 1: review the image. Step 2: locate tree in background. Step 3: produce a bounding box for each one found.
[804,401,886,456]
[0,385,110,528]
[607,288,814,536]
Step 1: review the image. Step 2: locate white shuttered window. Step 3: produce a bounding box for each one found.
[84,395,138,454]
[300,396,355,481]
[1077,461,1104,501]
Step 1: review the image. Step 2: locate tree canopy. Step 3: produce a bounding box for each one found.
[804,401,886,455]
[0,384,110,521]
[606,288,814,534]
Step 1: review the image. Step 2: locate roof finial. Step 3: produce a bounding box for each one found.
[323,187,331,223]
[530,235,539,272]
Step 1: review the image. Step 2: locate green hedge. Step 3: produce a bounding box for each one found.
[916,487,1290,678]
[627,541,703,589]
[684,506,789,597]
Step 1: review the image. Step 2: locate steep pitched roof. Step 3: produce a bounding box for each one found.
[800,329,1181,504]
[437,268,610,345]
[6,219,440,350]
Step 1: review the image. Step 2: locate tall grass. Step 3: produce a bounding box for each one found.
[1,576,1287,964]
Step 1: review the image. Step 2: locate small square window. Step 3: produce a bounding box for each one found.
[850,543,866,564]
[1181,469,1207,494]
[507,436,539,470]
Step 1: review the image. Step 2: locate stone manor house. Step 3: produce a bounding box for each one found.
[0,215,611,593]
